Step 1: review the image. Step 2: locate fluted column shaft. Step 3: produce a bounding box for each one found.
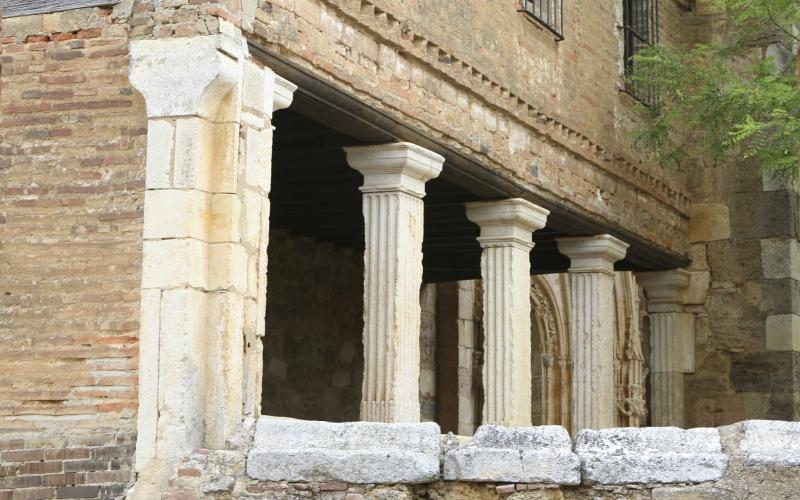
[557,235,629,431]
[572,271,616,429]
[345,143,444,423]
[466,199,549,427]
[638,270,693,427]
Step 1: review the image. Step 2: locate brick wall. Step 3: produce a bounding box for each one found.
[0,436,134,499]
[0,6,146,497]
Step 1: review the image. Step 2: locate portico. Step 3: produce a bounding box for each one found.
[127,33,685,492]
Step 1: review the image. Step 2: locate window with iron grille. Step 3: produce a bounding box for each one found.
[622,0,659,106]
[518,0,564,41]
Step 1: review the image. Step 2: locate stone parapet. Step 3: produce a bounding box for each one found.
[157,418,800,498]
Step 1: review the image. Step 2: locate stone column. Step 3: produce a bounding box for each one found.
[556,235,628,431]
[638,270,694,427]
[465,199,549,427]
[344,143,445,423]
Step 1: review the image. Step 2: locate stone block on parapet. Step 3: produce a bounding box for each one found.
[739,420,800,467]
[443,425,580,484]
[246,416,440,484]
[575,427,729,485]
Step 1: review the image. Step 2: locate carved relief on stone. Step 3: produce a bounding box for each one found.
[613,272,647,427]
[530,274,572,433]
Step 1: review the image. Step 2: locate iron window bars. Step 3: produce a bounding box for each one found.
[622,0,660,106]
[519,0,564,41]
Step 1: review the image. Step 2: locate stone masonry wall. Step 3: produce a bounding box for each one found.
[262,231,364,422]
[678,7,799,425]
[685,161,800,426]
[0,6,146,498]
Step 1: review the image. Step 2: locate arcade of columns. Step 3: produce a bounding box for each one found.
[343,143,694,432]
[128,36,694,477]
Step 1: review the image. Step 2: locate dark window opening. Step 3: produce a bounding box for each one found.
[622,0,659,106]
[518,0,564,41]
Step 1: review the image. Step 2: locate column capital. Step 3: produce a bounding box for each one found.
[556,234,628,275]
[344,142,445,197]
[465,198,549,249]
[637,269,691,313]
[273,75,297,112]
[130,34,242,120]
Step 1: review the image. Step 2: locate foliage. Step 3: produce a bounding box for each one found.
[630,0,799,179]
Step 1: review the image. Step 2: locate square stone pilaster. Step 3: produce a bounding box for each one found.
[344,143,445,423]
[129,34,296,475]
[557,235,628,431]
[465,199,549,427]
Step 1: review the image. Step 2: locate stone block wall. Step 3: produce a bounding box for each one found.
[685,161,800,425]
[0,6,146,497]
[262,231,364,422]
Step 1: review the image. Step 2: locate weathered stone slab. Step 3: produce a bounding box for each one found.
[443,425,580,484]
[739,420,800,467]
[246,416,440,483]
[575,427,728,484]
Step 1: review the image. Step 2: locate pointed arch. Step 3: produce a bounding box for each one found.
[531,274,572,432]
[613,271,647,427]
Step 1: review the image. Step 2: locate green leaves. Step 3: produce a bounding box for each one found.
[630,0,799,178]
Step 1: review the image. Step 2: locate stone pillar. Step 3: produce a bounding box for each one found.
[344,143,445,423]
[240,72,296,422]
[638,270,694,427]
[456,280,481,436]
[556,235,628,431]
[129,34,296,471]
[465,199,549,427]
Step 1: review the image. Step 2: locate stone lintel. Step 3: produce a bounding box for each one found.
[556,235,629,275]
[343,142,445,197]
[638,269,691,313]
[464,198,549,248]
